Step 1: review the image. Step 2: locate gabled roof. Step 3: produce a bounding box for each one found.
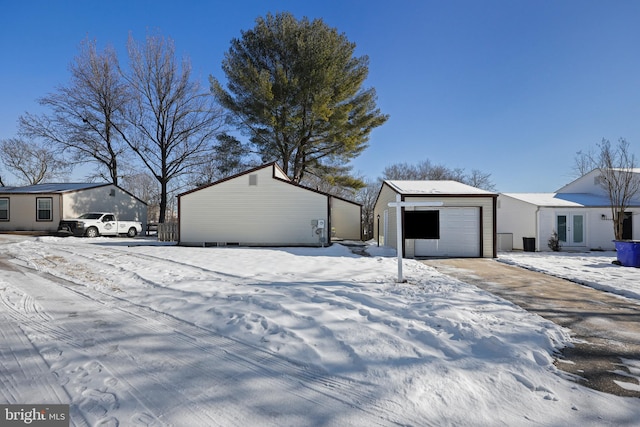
[0,182,109,194]
[500,192,640,207]
[556,168,640,193]
[384,180,496,196]
[179,163,362,207]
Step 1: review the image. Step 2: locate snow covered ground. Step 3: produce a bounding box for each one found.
[498,250,640,301]
[1,234,639,426]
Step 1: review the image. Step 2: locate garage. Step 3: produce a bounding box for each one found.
[373,180,497,259]
[413,207,480,257]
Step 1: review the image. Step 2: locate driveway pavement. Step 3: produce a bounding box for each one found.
[422,258,640,398]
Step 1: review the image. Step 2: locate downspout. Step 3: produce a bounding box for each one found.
[58,194,63,224]
[401,194,406,258]
[492,196,497,258]
[535,205,541,251]
[327,196,332,246]
[177,195,181,245]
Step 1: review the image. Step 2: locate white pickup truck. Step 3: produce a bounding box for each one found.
[57,212,143,238]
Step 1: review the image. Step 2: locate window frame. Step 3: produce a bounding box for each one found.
[36,197,53,222]
[0,198,8,221]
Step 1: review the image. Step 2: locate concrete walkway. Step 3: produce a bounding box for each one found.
[422,258,640,398]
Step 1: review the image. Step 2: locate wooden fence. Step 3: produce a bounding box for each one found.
[157,222,179,242]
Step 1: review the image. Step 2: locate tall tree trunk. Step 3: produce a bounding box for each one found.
[159,179,168,223]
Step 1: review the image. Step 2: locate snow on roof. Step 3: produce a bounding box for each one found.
[0,183,107,194]
[385,180,496,195]
[500,192,632,207]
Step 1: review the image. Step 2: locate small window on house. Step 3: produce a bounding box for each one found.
[36,197,53,221]
[249,174,258,186]
[404,210,440,239]
[0,198,8,221]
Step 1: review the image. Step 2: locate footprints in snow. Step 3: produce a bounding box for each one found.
[53,359,158,426]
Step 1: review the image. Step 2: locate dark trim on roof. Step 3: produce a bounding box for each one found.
[178,163,283,197]
[403,193,499,199]
[0,182,147,206]
[178,163,362,207]
[374,181,497,214]
[0,182,107,194]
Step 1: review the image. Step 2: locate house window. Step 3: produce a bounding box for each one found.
[36,197,53,221]
[404,210,440,239]
[249,174,258,186]
[0,198,8,221]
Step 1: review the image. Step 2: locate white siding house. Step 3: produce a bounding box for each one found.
[178,163,361,247]
[497,169,640,251]
[0,183,147,234]
[373,180,497,258]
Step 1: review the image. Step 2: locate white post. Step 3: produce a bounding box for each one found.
[395,194,404,282]
[388,198,444,283]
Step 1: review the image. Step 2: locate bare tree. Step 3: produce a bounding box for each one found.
[382,160,496,191]
[0,138,70,185]
[355,179,380,241]
[573,147,597,177]
[119,171,161,223]
[187,134,251,187]
[466,169,496,191]
[576,138,640,240]
[19,38,129,185]
[116,33,224,222]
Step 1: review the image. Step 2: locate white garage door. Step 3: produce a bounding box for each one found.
[414,207,480,257]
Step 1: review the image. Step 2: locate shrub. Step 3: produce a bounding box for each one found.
[548,231,561,251]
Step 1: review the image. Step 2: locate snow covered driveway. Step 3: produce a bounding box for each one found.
[1,235,640,426]
[0,245,398,426]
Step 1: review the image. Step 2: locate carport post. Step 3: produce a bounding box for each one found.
[395,195,404,282]
[388,195,444,283]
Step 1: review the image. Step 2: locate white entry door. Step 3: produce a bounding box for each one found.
[557,213,585,246]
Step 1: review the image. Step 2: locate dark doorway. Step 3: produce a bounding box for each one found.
[622,212,633,240]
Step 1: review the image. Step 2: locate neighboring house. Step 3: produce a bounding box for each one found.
[0,183,148,234]
[177,163,362,247]
[373,180,498,258]
[497,169,640,251]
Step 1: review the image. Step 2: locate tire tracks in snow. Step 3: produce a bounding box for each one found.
[1,247,421,426]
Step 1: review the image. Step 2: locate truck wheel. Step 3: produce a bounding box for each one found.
[127,227,137,238]
[85,227,99,238]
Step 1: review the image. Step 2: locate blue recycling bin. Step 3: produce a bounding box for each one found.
[614,240,640,267]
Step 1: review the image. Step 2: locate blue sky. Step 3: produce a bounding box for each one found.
[1,0,639,192]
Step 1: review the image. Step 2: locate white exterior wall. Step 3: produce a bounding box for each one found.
[538,207,640,251]
[373,184,399,249]
[557,170,607,195]
[558,170,640,204]
[330,197,361,240]
[497,195,539,250]
[61,185,147,223]
[0,185,147,234]
[499,197,640,252]
[179,166,329,246]
[374,182,495,258]
[0,194,62,232]
[403,196,495,258]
